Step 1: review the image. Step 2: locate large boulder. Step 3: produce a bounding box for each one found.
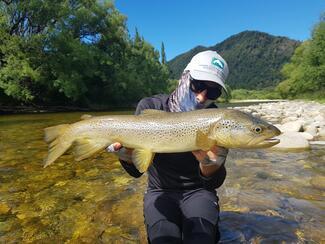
[304,125,318,137]
[273,132,310,150]
[300,132,314,141]
[280,121,304,132]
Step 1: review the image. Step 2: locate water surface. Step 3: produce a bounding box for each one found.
[0,111,324,243]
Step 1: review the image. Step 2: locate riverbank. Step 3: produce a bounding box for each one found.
[0,99,286,114]
[0,105,135,115]
[232,100,325,150]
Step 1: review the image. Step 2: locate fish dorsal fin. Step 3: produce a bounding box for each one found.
[132,148,155,173]
[74,138,110,161]
[196,130,215,151]
[140,109,167,115]
[80,114,93,120]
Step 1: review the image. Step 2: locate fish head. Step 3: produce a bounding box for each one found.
[209,109,281,148]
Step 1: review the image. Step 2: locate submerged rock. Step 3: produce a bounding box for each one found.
[0,202,11,215]
[310,176,325,190]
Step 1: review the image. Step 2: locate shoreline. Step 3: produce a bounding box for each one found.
[0,105,135,115]
[1,99,323,115]
[229,99,287,103]
[0,100,285,115]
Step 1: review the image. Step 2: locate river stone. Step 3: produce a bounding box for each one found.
[303,125,318,136]
[314,114,325,122]
[309,141,325,145]
[300,132,314,140]
[0,202,11,214]
[273,132,310,150]
[310,176,325,190]
[280,121,303,132]
[281,116,298,124]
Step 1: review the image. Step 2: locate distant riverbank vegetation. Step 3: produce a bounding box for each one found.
[0,1,324,111]
[275,13,325,103]
[0,0,169,109]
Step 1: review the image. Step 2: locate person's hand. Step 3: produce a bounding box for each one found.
[192,145,228,167]
[106,142,123,152]
[192,145,228,177]
[192,145,218,162]
[106,142,133,163]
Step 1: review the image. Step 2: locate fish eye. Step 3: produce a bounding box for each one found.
[253,126,262,134]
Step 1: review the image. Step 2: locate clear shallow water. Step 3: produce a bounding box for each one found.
[0,111,324,243]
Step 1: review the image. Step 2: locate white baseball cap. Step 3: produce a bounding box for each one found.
[185,50,229,93]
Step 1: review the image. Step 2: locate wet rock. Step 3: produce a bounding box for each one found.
[273,132,310,150]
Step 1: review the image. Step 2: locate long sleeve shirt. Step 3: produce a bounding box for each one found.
[120,94,227,191]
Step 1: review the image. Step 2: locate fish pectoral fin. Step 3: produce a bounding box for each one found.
[74,138,109,161]
[140,109,168,115]
[196,130,215,150]
[132,149,155,173]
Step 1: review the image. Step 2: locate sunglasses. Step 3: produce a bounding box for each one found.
[189,77,222,100]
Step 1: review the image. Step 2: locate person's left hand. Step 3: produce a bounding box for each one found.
[192,145,219,162]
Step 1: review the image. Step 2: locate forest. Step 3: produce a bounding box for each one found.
[0,0,169,109]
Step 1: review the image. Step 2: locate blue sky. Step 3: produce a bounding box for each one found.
[115,1,325,61]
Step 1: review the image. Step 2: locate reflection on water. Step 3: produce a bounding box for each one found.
[0,112,324,243]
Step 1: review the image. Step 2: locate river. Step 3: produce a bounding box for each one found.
[0,109,324,243]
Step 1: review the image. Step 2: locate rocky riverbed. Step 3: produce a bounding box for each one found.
[233,100,325,150]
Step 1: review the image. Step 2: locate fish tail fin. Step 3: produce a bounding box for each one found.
[44,124,73,167]
[74,138,109,161]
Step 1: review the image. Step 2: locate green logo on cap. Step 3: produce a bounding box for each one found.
[211,57,224,70]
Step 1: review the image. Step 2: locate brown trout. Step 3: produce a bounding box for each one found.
[44,109,281,172]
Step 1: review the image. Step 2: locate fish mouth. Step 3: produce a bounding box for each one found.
[255,138,280,148]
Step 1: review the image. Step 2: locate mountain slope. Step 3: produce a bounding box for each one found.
[167,31,300,89]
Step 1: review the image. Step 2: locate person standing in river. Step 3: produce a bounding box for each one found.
[107,50,229,243]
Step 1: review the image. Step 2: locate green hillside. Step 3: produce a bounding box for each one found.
[167,31,300,89]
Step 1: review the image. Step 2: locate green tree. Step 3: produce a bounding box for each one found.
[161,42,166,64]
[276,13,325,99]
[0,0,169,107]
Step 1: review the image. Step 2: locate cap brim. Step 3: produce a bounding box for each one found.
[190,70,228,95]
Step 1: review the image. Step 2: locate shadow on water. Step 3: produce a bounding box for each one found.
[219,211,299,243]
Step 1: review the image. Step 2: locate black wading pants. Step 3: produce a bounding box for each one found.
[144,188,220,244]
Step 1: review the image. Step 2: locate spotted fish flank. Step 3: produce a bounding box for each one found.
[44,109,281,172]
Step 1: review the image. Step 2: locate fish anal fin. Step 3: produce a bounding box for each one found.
[132,149,155,173]
[140,109,167,115]
[196,130,215,150]
[74,138,109,161]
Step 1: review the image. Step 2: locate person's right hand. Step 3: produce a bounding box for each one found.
[106,142,133,163]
